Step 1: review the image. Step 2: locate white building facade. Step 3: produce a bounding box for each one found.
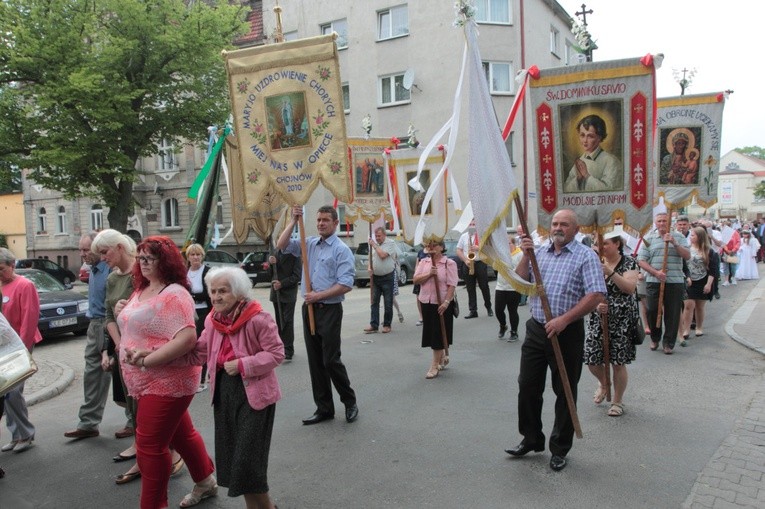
[22,0,577,266]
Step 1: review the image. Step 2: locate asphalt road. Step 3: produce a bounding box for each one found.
[1,277,763,508]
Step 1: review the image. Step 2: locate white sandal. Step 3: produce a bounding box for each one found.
[179,478,218,508]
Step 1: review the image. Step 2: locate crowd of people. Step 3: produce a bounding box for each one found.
[0,206,762,496]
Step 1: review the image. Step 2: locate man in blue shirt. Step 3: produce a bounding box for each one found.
[65,232,111,439]
[506,209,606,471]
[277,205,358,425]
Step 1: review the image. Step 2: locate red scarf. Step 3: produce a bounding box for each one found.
[210,300,262,335]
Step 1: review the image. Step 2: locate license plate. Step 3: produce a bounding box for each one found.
[50,317,77,328]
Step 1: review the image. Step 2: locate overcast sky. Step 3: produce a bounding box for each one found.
[557,0,758,154]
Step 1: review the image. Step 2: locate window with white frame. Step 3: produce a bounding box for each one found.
[550,26,560,56]
[57,205,67,234]
[342,83,350,113]
[475,0,511,24]
[564,40,575,65]
[283,30,298,41]
[482,61,513,94]
[338,205,354,235]
[162,198,179,228]
[378,5,408,41]
[506,131,516,166]
[321,19,348,49]
[91,204,103,231]
[38,207,47,234]
[158,138,177,172]
[379,73,410,106]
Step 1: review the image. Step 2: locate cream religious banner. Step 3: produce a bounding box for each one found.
[224,34,351,209]
[655,92,726,210]
[226,135,286,244]
[528,56,658,236]
[385,147,450,244]
[344,138,393,223]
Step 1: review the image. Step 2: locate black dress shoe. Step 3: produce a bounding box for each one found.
[550,455,567,471]
[487,309,494,317]
[345,404,359,423]
[505,442,544,457]
[302,412,334,425]
[464,312,478,319]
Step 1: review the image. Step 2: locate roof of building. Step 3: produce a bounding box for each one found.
[234,1,265,47]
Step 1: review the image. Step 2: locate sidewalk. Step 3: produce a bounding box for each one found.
[684,275,765,508]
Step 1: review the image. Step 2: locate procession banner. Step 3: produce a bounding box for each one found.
[224,34,351,211]
[386,146,449,244]
[345,138,394,223]
[655,92,725,209]
[227,135,286,244]
[528,56,657,237]
[462,19,534,293]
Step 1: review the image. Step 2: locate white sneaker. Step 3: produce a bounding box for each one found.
[1,441,17,452]
[13,438,34,453]
[732,278,737,285]
[721,281,730,287]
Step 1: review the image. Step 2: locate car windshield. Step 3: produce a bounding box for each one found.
[356,243,369,256]
[18,270,65,293]
[244,252,268,263]
[208,251,238,263]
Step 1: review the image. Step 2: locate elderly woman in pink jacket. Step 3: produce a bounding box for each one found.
[134,267,284,509]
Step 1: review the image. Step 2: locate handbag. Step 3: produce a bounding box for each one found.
[725,255,739,264]
[0,349,38,397]
[451,293,460,318]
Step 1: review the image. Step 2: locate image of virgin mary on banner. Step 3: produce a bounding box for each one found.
[528,56,658,236]
[224,34,352,210]
[655,93,726,209]
[385,146,450,244]
[345,138,393,223]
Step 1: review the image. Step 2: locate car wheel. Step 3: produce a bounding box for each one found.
[398,266,408,286]
[63,276,72,285]
[355,280,368,288]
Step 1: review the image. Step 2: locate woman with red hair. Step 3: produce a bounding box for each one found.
[117,236,216,508]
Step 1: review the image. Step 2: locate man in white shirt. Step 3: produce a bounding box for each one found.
[457,220,492,319]
[364,227,397,333]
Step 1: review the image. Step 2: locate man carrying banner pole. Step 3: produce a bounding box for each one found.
[277,205,359,426]
[506,208,606,472]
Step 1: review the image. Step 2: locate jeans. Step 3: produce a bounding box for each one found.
[370,271,394,328]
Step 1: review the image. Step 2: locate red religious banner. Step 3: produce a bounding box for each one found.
[630,93,648,209]
[536,103,557,214]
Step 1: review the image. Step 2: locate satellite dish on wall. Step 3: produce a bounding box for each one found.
[402,69,421,92]
[402,69,415,90]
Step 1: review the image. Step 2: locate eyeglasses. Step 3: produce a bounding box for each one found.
[137,256,158,265]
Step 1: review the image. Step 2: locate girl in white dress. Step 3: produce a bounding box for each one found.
[736,230,761,280]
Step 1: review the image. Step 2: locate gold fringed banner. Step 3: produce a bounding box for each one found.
[227,136,286,244]
[345,138,393,223]
[655,92,726,210]
[528,56,657,237]
[386,146,450,244]
[224,34,351,210]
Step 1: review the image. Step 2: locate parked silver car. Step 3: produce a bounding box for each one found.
[203,249,241,269]
[354,240,419,288]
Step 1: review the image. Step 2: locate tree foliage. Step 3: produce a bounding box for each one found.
[0,0,249,231]
[754,181,765,200]
[736,146,765,160]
